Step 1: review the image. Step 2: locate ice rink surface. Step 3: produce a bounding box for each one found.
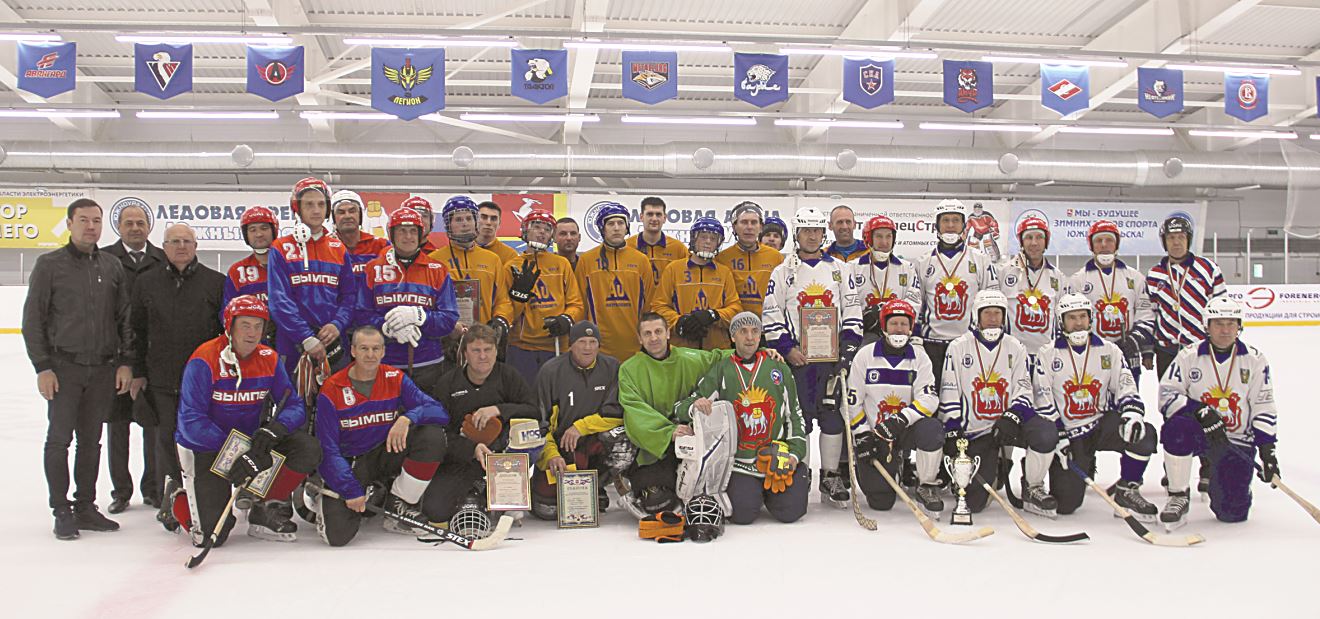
[5,328,1317,618]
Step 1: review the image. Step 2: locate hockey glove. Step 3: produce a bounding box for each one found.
[1257,443,1281,484]
[1116,333,1143,368]
[228,452,270,488]
[508,257,541,304]
[543,313,573,337]
[875,413,910,443]
[854,430,887,464]
[862,304,881,336]
[992,410,1023,446]
[756,441,796,493]
[249,422,287,460]
[1193,405,1228,445]
[384,305,426,331]
[488,316,510,343]
[673,313,695,340]
[1118,406,1146,447]
[691,309,719,327]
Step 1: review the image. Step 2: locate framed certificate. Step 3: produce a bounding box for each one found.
[485,452,532,511]
[209,429,286,498]
[453,278,481,326]
[557,469,599,529]
[800,306,840,362]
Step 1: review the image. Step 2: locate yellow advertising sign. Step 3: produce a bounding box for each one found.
[0,191,85,249]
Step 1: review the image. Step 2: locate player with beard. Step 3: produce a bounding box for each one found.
[555,217,581,269]
[576,202,652,361]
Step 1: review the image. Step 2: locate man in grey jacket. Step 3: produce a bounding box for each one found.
[23,198,136,540]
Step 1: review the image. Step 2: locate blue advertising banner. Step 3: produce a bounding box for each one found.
[1040,64,1089,117]
[942,60,994,113]
[842,57,894,109]
[734,52,788,107]
[1137,67,1183,119]
[135,43,192,100]
[511,48,567,104]
[17,42,76,98]
[1006,202,1206,257]
[247,46,303,102]
[621,50,677,105]
[371,47,445,121]
[1225,73,1268,122]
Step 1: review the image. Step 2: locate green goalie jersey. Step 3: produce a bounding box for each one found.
[677,350,806,477]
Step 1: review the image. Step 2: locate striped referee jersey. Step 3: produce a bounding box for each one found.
[1145,253,1226,350]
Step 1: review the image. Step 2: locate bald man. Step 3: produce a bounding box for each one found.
[129,224,227,529]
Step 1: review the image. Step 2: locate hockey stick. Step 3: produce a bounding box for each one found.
[839,407,878,531]
[1225,444,1320,525]
[973,471,1089,544]
[185,484,242,569]
[871,460,993,544]
[308,482,513,551]
[1065,461,1204,547]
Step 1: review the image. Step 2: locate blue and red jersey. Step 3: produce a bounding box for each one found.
[267,232,356,359]
[223,253,268,315]
[343,232,392,291]
[316,363,449,499]
[353,250,459,367]
[175,336,305,453]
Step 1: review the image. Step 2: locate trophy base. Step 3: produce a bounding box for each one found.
[949,511,974,526]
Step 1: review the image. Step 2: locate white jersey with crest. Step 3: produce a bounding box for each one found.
[762,253,863,351]
[851,253,923,319]
[1159,340,1278,447]
[939,332,1033,439]
[1032,335,1143,438]
[998,254,1065,355]
[915,245,999,343]
[845,342,938,430]
[1067,259,1155,344]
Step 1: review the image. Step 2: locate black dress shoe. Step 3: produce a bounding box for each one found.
[54,507,79,540]
[108,498,130,514]
[74,504,121,532]
[142,495,161,509]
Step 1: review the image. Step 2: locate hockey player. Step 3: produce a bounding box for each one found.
[224,205,278,311]
[629,196,689,286]
[966,202,1001,261]
[760,216,787,252]
[402,196,439,255]
[1068,220,1155,384]
[715,201,784,317]
[854,215,922,341]
[576,202,652,361]
[915,199,1000,388]
[267,177,356,374]
[847,299,945,513]
[175,295,321,545]
[312,326,449,546]
[999,216,1065,363]
[493,209,584,384]
[825,205,867,262]
[762,206,864,508]
[1034,293,1158,520]
[430,196,511,330]
[939,290,1054,514]
[554,217,581,269]
[354,208,459,393]
[332,190,391,291]
[475,201,520,265]
[1158,297,1279,527]
[651,217,743,350]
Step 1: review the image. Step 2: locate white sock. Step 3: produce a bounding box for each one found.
[819,433,843,474]
[1164,453,1194,494]
[1025,449,1052,486]
[390,471,428,504]
[916,449,942,484]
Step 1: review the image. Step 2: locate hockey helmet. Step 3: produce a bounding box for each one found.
[289,177,331,214]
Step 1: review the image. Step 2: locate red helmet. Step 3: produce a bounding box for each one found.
[388,207,424,239]
[224,294,269,333]
[879,298,916,332]
[239,206,277,247]
[863,215,897,250]
[1087,220,1121,251]
[289,177,331,214]
[1017,216,1050,245]
[521,209,557,236]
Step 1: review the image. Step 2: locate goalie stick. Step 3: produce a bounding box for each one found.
[185,483,243,569]
[973,471,1089,544]
[308,482,513,551]
[871,460,993,544]
[1066,461,1204,547]
[1226,444,1320,526]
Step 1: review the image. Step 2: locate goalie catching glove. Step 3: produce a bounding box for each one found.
[755,441,796,493]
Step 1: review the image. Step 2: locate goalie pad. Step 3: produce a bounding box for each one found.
[676,400,737,516]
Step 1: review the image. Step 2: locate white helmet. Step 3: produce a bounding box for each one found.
[1203,296,1243,328]
[330,190,365,229]
[1057,293,1093,346]
[793,207,827,230]
[934,199,966,245]
[972,289,1008,341]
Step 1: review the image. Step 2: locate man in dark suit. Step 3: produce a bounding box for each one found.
[101,201,165,514]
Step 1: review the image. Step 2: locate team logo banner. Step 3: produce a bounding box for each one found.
[942,60,993,113]
[734,53,788,107]
[511,48,567,104]
[1137,67,1183,118]
[134,43,192,100]
[621,51,677,105]
[247,46,303,102]
[1040,64,1088,117]
[17,42,77,98]
[1225,74,1268,122]
[842,57,894,109]
[371,47,445,121]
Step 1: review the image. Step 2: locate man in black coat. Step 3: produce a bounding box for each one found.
[128,223,225,530]
[101,201,166,514]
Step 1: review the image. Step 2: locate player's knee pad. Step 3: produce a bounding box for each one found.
[907,417,945,452]
[1160,414,1206,457]
[1022,416,1057,453]
[864,489,897,511]
[1129,424,1157,457]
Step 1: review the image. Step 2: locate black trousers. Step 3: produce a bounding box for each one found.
[152,389,183,492]
[727,465,810,524]
[856,416,944,511]
[107,391,159,502]
[923,340,950,388]
[1050,412,1157,515]
[1155,345,1178,381]
[319,425,447,547]
[944,416,1056,514]
[44,361,116,510]
[404,362,446,398]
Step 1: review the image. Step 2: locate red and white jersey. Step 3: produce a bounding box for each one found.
[1159,340,1278,446]
[1032,335,1142,437]
[845,342,938,429]
[915,247,1000,342]
[998,255,1065,356]
[967,212,1000,242]
[762,254,864,353]
[851,253,923,319]
[938,332,1032,439]
[1067,259,1155,344]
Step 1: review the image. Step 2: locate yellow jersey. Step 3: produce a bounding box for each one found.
[629,233,689,287]
[650,258,743,350]
[715,243,784,317]
[576,244,652,361]
[429,243,510,326]
[496,251,585,352]
[480,238,520,265]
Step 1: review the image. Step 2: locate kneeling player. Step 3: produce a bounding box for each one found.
[1034,294,1158,520]
[1158,297,1279,527]
[175,295,321,546]
[939,290,1054,514]
[312,326,450,546]
[847,299,944,513]
[679,312,807,525]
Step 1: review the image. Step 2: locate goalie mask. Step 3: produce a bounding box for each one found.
[450,498,494,540]
[683,494,724,543]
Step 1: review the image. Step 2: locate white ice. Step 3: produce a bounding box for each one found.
[5,327,1318,618]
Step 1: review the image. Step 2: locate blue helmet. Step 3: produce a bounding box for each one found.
[689,216,725,255]
[762,216,787,236]
[442,195,479,231]
[593,201,630,233]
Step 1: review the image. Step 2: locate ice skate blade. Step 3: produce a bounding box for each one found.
[1023,504,1059,520]
[247,525,297,542]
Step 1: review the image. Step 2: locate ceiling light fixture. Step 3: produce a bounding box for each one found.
[919,122,1042,133]
[621,115,757,126]
[458,113,600,122]
[0,109,121,119]
[774,119,904,129]
[1165,63,1301,76]
[780,47,936,59]
[982,55,1127,68]
[116,34,293,45]
[300,111,394,120]
[343,37,518,48]
[565,40,732,53]
[1187,129,1297,140]
[0,33,62,42]
[1057,126,1174,136]
[137,111,279,120]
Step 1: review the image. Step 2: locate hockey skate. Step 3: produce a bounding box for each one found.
[247,500,298,542]
[382,494,428,536]
[915,484,945,518]
[157,476,182,532]
[1022,483,1059,519]
[819,470,851,508]
[1160,491,1191,531]
[1107,480,1158,523]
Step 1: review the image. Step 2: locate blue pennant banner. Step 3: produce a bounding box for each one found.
[1040,64,1089,117]
[1224,73,1268,122]
[1137,67,1183,119]
[842,57,894,109]
[371,47,445,121]
[17,42,77,98]
[941,60,993,113]
[733,52,788,108]
[247,46,303,102]
[134,43,193,100]
[621,51,677,105]
[511,48,567,104]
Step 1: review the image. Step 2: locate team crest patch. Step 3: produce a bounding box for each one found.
[1241,369,1250,384]
[832,271,842,282]
[1189,368,1202,382]
[968,263,977,273]
[962,354,974,368]
[1005,274,1017,287]
[1127,279,1134,289]
[343,387,356,406]
[1101,355,1111,369]
[770,369,783,385]
[1051,277,1059,290]
[1052,358,1064,372]
[1082,282,1094,294]
[899,274,908,286]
